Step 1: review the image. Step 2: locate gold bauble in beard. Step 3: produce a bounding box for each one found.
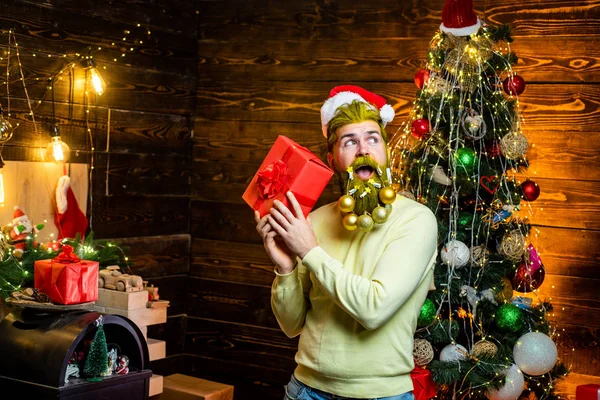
[357,214,374,232]
[379,187,396,205]
[372,206,389,224]
[338,195,355,213]
[342,213,359,231]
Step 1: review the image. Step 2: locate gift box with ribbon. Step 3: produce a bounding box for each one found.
[34,244,99,304]
[243,135,333,218]
[411,366,437,400]
[576,384,600,400]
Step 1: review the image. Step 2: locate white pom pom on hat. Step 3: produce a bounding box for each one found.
[439,0,481,37]
[320,85,395,138]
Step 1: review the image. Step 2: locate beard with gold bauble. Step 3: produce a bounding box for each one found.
[336,155,396,232]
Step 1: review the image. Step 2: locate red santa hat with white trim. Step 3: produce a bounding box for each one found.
[440,0,481,37]
[320,85,395,138]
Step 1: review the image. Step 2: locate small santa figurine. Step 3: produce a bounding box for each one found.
[8,206,46,258]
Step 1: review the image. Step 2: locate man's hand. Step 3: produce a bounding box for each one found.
[267,192,318,259]
[255,210,296,274]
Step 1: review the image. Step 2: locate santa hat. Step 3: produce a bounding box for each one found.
[320,85,395,138]
[440,0,481,37]
[12,206,29,225]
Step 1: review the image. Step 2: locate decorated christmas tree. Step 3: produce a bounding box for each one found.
[389,1,569,399]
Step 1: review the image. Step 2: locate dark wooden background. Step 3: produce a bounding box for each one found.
[1,0,598,399]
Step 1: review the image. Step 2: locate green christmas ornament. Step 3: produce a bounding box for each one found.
[457,211,473,227]
[417,298,437,327]
[84,316,109,379]
[455,147,477,170]
[495,303,524,332]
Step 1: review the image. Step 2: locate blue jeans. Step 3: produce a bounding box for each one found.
[283,374,415,400]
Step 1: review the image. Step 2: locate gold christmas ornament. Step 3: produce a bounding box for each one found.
[357,214,374,232]
[470,244,490,268]
[498,229,527,262]
[471,340,498,357]
[342,213,359,231]
[413,338,435,366]
[379,187,396,205]
[372,206,389,224]
[338,195,356,213]
[500,132,529,160]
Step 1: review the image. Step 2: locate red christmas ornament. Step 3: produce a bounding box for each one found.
[488,141,502,157]
[521,179,540,201]
[414,69,431,89]
[503,75,526,96]
[411,118,430,139]
[511,245,545,292]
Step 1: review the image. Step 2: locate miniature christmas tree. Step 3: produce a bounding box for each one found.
[390,1,569,399]
[84,316,109,380]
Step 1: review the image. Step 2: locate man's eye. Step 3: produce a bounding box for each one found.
[344,140,356,146]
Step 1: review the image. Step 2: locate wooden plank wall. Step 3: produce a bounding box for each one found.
[0,0,195,375]
[193,0,600,398]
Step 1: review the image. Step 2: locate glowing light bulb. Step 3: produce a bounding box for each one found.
[45,126,70,163]
[89,67,106,95]
[81,58,106,95]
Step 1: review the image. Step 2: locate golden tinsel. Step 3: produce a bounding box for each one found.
[413,338,435,366]
[498,230,527,262]
[470,244,490,268]
[471,340,499,357]
[500,132,529,160]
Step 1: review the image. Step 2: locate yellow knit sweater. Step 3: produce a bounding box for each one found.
[271,196,438,398]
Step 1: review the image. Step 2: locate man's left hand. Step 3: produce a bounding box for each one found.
[267,192,318,259]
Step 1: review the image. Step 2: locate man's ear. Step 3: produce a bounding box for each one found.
[327,152,334,170]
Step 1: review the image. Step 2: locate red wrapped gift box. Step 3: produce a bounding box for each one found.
[243,135,333,218]
[576,384,600,400]
[34,244,99,305]
[411,366,437,400]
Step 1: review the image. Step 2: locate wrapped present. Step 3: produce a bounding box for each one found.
[34,244,99,304]
[576,384,600,400]
[243,135,333,218]
[411,366,437,400]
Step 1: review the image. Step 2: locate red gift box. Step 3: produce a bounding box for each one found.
[243,135,333,218]
[34,244,99,305]
[576,384,600,400]
[411,366,437,400]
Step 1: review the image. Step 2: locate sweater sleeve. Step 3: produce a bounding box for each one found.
[301,209,438,330]
[271,261,312,337]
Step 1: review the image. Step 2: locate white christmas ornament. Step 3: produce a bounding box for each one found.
[513,332,558,376]
[439,343,468,362]
[440,240,470,268]
[486,364,525,400]
[430,165,452,185]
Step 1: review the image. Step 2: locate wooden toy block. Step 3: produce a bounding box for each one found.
[147,299,170,309]
[158,374,234,400]
[102,305,167,328]
[139,325,148,339]
[96,288,149,310]
[147,338,166,361]
[149,374,164,397]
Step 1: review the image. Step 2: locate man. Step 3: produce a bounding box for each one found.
[255,86,438,399]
